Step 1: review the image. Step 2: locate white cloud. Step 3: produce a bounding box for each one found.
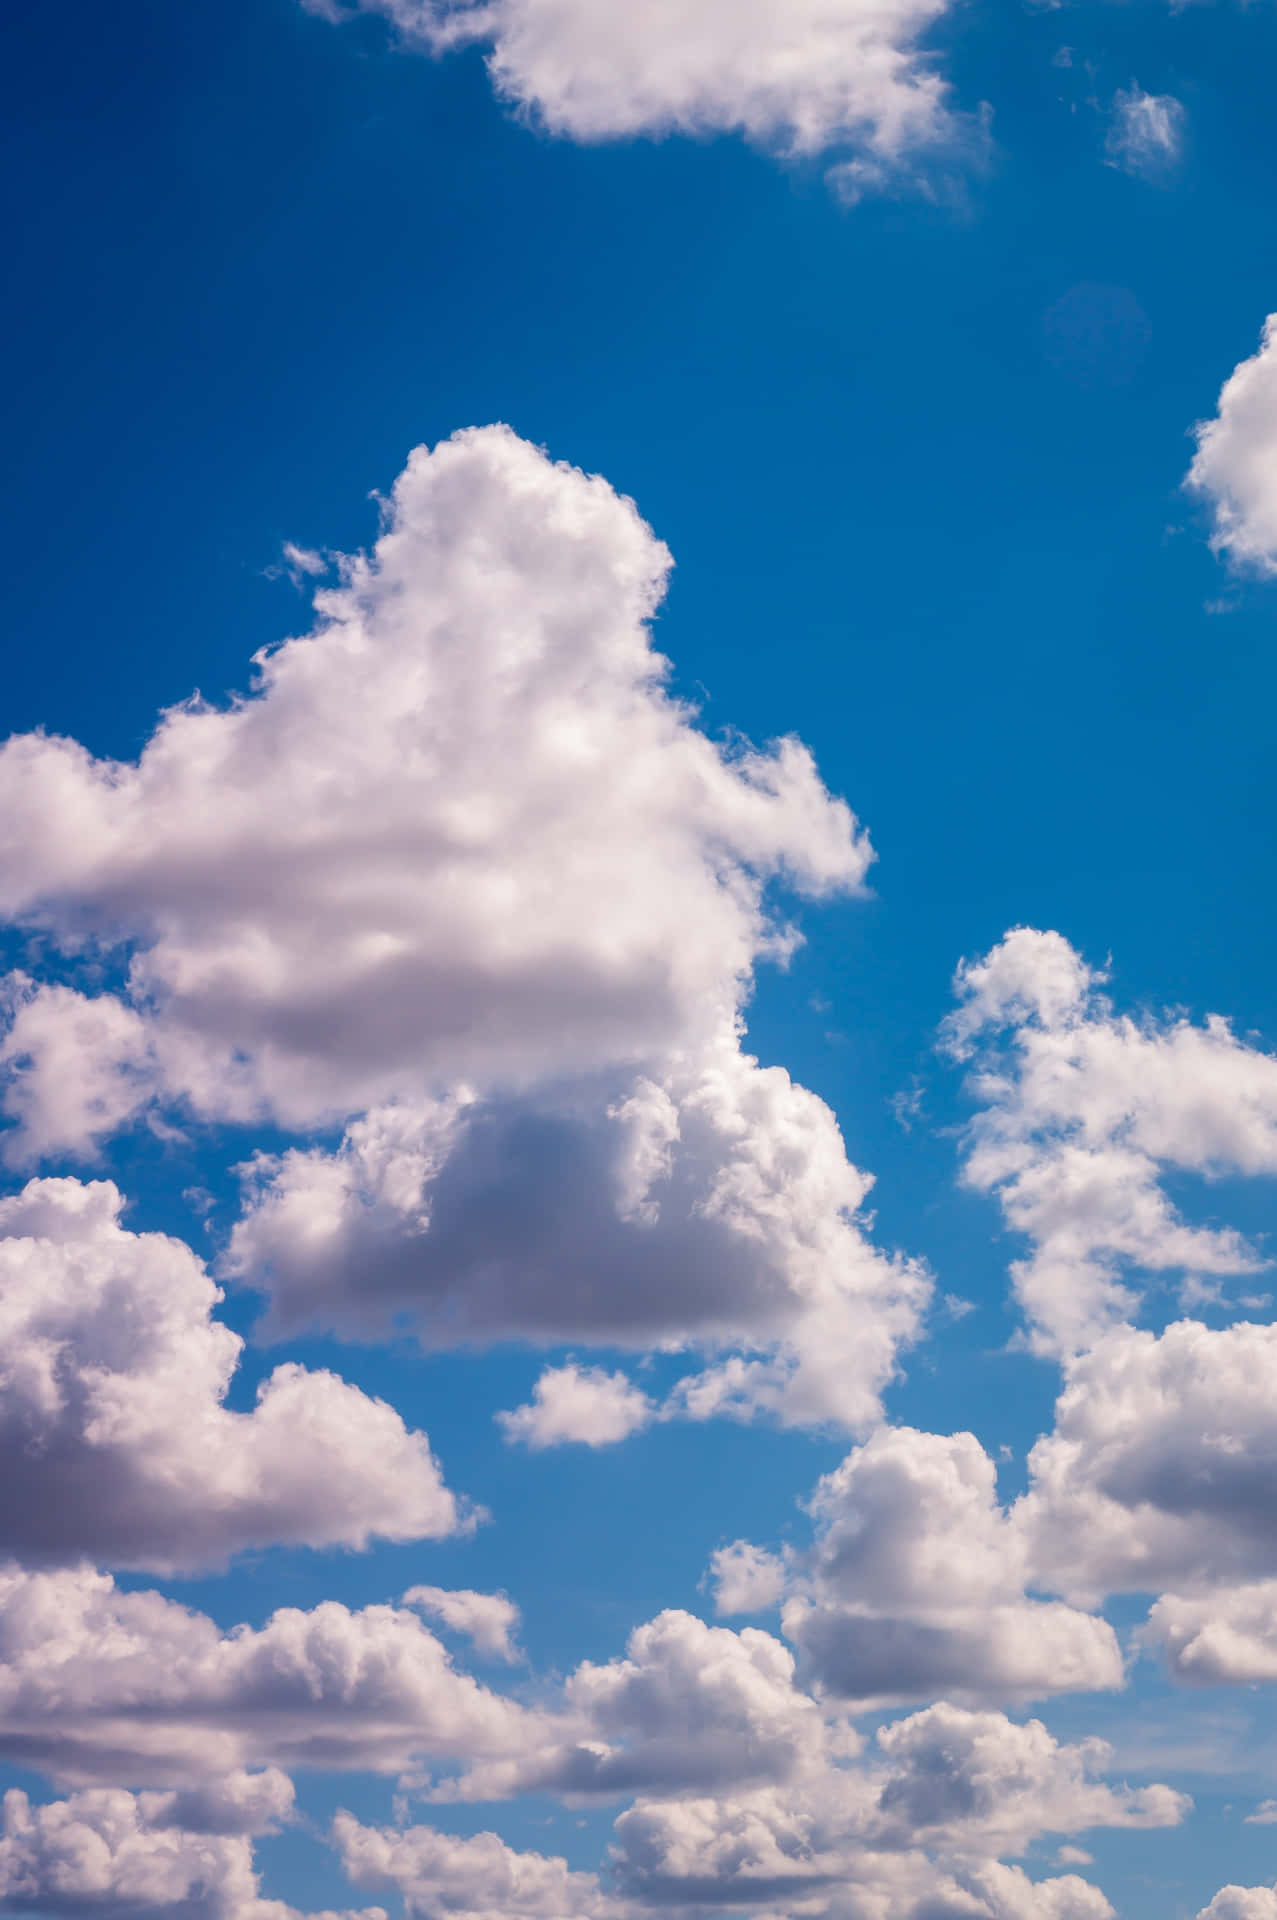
[230,1044,928,1434]
[1198,1890,1277,1920]
[610,1697,1183,1916]
[0,1565,538,1786]
[0,1176,466,1572]
[1187,315,1277,575]
[946,928,1277,1356]
[496,1365,654,1450]
[1142,1581,1277,1685]
[434,1609,838,1804]
[1104,86,1184,181]
[0,426,868,1151]
[1247,1802,1277,1825]
[776,1426,1121,1708]
[402,1588,522,1663]
[334,1814,620,1920]
[708,1540,788,1616]
[0,1783,383,1920]
[1019,1321,1277,1606]
[303,0,975,199]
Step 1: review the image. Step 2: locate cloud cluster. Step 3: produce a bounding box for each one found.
[946,928,1277,1355]
[0,1565,536,1786]
[1187,315,1277,574]
[302,0,971,199]
[0,1176,465,1572]
[0,1782,383,1920]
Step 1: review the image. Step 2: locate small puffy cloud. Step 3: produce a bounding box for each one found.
[303,0,975,200]
[1246,1802,1277,1825]
[1104,86,1184,181]
[708,1541,788,1616]
[0,1565,539,1786]
[1142,1581,1277,1685]
[334,1814,619,1920]
[946,928,1277,1356]
[1187,315,1277,574]
[0,1177,466,1572]
[0,1783,383,1920]
[0,426,868,1151]
[231,1044,928,1434]
[778,1427,1121,1708]
[1198,1891,1277,1920]
[402,1589,522,1663]
[1020,1321,1277,1605]
[496,1366,654,1450]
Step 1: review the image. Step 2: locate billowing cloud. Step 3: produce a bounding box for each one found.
[0,1565,538,1786]
[1019,1320,1277,1606]
[496,1365,654,1449]
[0,1783,383,1920]
[0,426,867,1150]
[1142,1581,1277,1685]
[945,928,1277,1355]
[301,0,975,200]
[0,1176,466,1572]
[723,1426,1121,1708]
[1104,86,1184,181]
[1187,316,1277,574]
[707,1541,789,1617]
[230,1044,928,1433]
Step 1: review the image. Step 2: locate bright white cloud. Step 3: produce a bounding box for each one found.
[0,426,868,1151]
[303,0,974,199]
[707,1540,789,1616]
[946,928,1277,1356]
[0,1176,465,1572]
[1020,1320,1277,1606]
[0,1783,383,1920]
[230,1043,928,1434]
[1104,86,1184,181]
[402,1588,522,1662]
[767,1426,1120,1708]
[1187,315,1277,574]
[496,1365,654,1450]
[1142,1581,1277,1685]
[0,1565,538,1786]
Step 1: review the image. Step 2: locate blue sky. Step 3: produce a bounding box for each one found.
[3,0,1277,1916]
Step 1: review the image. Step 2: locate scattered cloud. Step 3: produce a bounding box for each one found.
[1187,315,1277,574]
[1105,85,1184,182]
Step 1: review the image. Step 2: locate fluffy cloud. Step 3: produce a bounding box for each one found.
[0,1783,382,1920]
[0,1565,537,1786]
[230,1043,928,1433]
[0,426,867,1150]
[1020,1320,1277,1605]
[402,1587,522,1662]
[1198,1892,1277,1920]
[610,1699,1182,1915]
[1142,1581,1277,1685]
[1104,86,1184,181]
[946,928,1277,1355]
[1187,316,1277,574]
[707,1540,789,1616]
[727,1426,1121,1708]
[302,0,972,199]
[435,1609,838,1804]
[496,1365,654,1449]
[0,1176,465,1572]
[334,1814,619,1920]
